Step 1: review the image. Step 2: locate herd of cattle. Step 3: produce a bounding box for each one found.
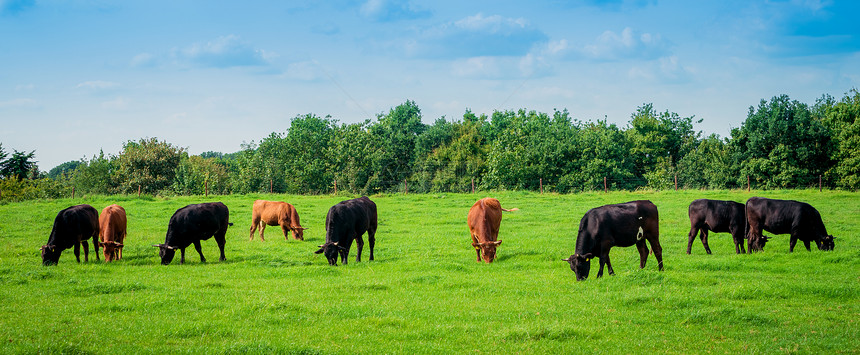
[39,195,836,280]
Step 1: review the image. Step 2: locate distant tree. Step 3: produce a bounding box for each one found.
[71,150,116,194]
[199,151,224,159]
[172,155,232,195]
[329,120,375,194]
[48,161,83,179]
[283,114,336,194]
[114,138,185,195]
[0,149,38,180]
[818,89,860,190]
[730,95,834,189]
[676,134,733,189]
[559,119,636,191]
[625,104,700,188]
[368,100,426,191]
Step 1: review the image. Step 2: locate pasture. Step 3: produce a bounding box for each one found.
[0,190,857,354]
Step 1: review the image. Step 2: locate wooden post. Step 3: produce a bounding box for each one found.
[540,178,543,194]
[819,175,822,192]
[72,186,76,199]
[471,178,475,194]
[404,179,408,195]
[270,179,273,194]
[674,174,678,191]
[138,185,141,197]
[334,179,338,195]
[604,176,607,193]
[205,180,208,197]
[747,175,750,192]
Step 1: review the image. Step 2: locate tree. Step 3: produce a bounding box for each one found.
[730,95,834,189]
[172,155,232,195]
[48,161,83,179]
[818,89,860,190]
[0,149,38,180]
[676,134,733,189]
[559,119,636,191]
[283,114,336,194]
[71,150,116,194]
[329,120,375,194]
[368,100,426,191]
[114,138,185,195]
[625,104,700,188]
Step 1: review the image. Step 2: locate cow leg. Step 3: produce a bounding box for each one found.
[259,222,267,242]
[648,238,664,271]
[789,235,798,252]
[355,235,364,262]
[74,243,81,263]
[700,229,712,255]
[249,219,258,241]
[367,227,375,261]
[686,226,698,254]
[281,224,292,241]
[82,240,90,262]
[636,240,649,269]
[193,241,206,263]
[596,257,606,278]
[180,248,186,264]
[803,240,812,251]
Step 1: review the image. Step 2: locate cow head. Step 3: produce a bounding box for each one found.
[747,235,770,252]
[819,235,835,251]
[40,245,61,266]
[291,227,309,241]
[100,241,124,262]
[563,253,593,281]
[472,240,502,263]
[315,242,347,265]
[152,244,177,265]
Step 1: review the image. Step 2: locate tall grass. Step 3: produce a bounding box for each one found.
[0,190,857,353]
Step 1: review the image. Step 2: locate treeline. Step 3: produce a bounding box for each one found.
[1,90,858,201]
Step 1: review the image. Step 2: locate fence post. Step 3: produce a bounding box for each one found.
[72,186,76,199]
[819,175,822,192]
[270,179,273,194]
[747,175,750,192]
[540,178,543,194]
[674,174,678,191]
[404,179,408,195]
[471,178,475,194]
[334,179,337,195]
[205,180,208,197]
[604,176,607,193]
[138,185,141,197]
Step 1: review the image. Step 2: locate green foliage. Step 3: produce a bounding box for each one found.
[283,114,336,194]
[731,95,834,189]
[172,155,232,195]
[676,134,733,189]
[819,89,860,190]
[46,160,82,179]
[114,138,185,195]
[368,100,426,191]
[0,149,38,180]
[329,120,375,194]
[70,150,117,195]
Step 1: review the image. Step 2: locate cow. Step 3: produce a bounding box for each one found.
[315,196,377,266]
[746,197,835,252]
[41,204,100,266]
[466,198,518,263]
[563,200,663,281]
[152,202,232,265]
[687,199,747,254]
[248,200,307,241]
[99,204,127,262]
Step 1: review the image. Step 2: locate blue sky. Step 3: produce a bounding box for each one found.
[1,0,858,170]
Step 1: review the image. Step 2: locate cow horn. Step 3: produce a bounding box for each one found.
[152,244,163,248]
[562,257,572,262]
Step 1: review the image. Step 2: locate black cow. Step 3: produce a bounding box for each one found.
[746,197,835,252]
[315,196,377,266]
[152,202,232,265]
[563,200,663,281]
[41,204,100,266]
[687,199,747,254]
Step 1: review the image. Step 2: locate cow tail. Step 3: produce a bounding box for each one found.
[502,207,519,212]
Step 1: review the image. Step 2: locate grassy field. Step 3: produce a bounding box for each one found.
[0,190,857,354]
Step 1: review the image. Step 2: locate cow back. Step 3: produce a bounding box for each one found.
[325,196,376,244]
[747,197,828,239]
[165,202,230,248]
[48,204,99,250]
[576,200,657,253]
[467,198,503,243]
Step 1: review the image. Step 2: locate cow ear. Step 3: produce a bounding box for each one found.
[581,253,594,260]
[116,243,124,247]
[314,248,325,254]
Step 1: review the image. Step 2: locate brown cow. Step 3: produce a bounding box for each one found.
[249,200,307,241]
[99,204,127,262]
[467,198,518,263]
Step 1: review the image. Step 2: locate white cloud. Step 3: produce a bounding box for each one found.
[409,13,548,59]
[0,98,37,109]
[130,53,157,68]
[581,27,669,60]
[175,35,269,68]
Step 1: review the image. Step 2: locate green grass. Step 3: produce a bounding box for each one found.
[0,190,857,354]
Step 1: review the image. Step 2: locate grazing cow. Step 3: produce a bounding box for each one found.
[315,196,377,266]
[563,200,663,281]
[466,198,518,263]
[687,199,747,254]
[249,200,307,241]
[152,202,232,265]
[99,204,127,262]
[746,197,835,252]
[41,204,100,266]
